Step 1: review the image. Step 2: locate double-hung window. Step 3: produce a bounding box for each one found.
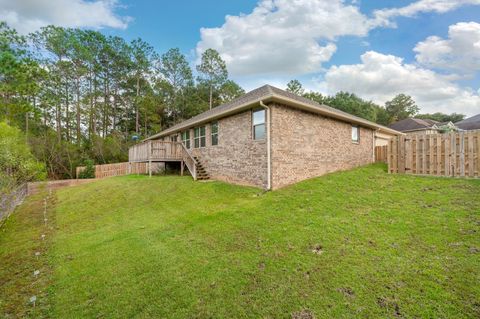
[194,126,206,148]
[182,130,190,149]
[211,122,218,146]
[352,125,359,143]
[252,109,266,140]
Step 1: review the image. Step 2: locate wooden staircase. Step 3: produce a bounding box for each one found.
[193,156,209,180]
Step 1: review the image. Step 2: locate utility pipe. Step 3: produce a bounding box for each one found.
[259,101,271,190]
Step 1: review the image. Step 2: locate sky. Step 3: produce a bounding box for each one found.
[1,0,480,116]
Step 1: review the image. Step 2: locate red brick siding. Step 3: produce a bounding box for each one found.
[187,110,268,188]
[270,104,374,189]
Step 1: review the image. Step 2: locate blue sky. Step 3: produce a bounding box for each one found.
[2,0,479,115]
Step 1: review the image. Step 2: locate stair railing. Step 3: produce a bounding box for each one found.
[178,142,197,180]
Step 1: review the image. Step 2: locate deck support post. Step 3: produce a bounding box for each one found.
[180,160,184,176]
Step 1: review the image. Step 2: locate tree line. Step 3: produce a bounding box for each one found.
[0,22,243,180]
[285,80,465,126]
[0,22,465,184]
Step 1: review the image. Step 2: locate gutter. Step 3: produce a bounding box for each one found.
[259,101,272,190]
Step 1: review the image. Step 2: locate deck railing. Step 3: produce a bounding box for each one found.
[180,142,197,180]
[128,140,197,179]
[128,140,183,162]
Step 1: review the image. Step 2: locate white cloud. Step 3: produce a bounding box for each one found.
[196,0,480,77]
[196,0,372,76]
[0,0,131,34]
[322,51,480,116]
[414,21,480,74]
[372,0,480,28]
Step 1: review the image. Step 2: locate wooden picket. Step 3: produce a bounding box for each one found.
[388,132,480,178]
[375,146,388,163]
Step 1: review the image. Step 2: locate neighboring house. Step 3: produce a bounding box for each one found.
[129,85,401,190]
[455,114,480,131]
[388,118,456,135]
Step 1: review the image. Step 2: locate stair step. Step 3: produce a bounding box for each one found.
[191,156,209,180]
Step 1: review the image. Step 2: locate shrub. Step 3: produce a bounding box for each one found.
[0,122,46,188]
[78,160,95,179]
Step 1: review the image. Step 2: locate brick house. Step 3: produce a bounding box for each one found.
[129,85,401,190]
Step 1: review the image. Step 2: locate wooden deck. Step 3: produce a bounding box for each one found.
[128,140,197,179]
[128,140,183,162]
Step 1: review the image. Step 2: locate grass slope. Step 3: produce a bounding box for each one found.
[1,164,479,318]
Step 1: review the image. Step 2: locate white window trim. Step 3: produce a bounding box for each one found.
[211,122,219,146]
[182,131,191,149]
[252,109,266,141]
[194,126,206,148]
[352,125,360,144]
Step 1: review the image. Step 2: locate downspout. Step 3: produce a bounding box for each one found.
[260,101,271,190]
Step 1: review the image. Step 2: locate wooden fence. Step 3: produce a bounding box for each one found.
[76,162,148,179]
[388,132,480,178]
[375,146,388,163]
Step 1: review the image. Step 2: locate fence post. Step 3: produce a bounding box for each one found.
[444,134,450,177]
[460,132,465,177]
[398,136,405,173]
[148,140,152,178]
[477,132,480,177]
[468,133,474,177]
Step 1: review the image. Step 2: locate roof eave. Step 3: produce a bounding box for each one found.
[143,95,275,141]
[144,92,403,140]
[268,96,403,136]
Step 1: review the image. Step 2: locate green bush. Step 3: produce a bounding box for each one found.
[78,160,95,179]
[0,122,46,190]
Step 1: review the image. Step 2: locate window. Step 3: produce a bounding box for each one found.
[211,122,218,146]
[352,125,359,143]
[170,135,177,142]
[182,130,190,149]
[194,126,206,148]
[252,109,266,140]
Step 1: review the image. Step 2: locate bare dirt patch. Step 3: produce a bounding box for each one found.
[311,244,323,255]
[291,309,316,319]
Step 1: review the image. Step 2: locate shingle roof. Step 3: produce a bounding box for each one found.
[455,114,480,130]
[388,118,439,132]
[146,84,401,140]
[153,85,272,136]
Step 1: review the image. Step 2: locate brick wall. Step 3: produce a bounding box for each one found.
[166,104,374,190]
[184,110,268,188]
[270,104,374,189]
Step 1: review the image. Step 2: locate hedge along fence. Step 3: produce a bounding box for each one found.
[0,183,27,227]
[76,162,148,179]
[388,131,480,178]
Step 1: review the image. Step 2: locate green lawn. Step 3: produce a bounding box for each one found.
[1,164,479,318]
